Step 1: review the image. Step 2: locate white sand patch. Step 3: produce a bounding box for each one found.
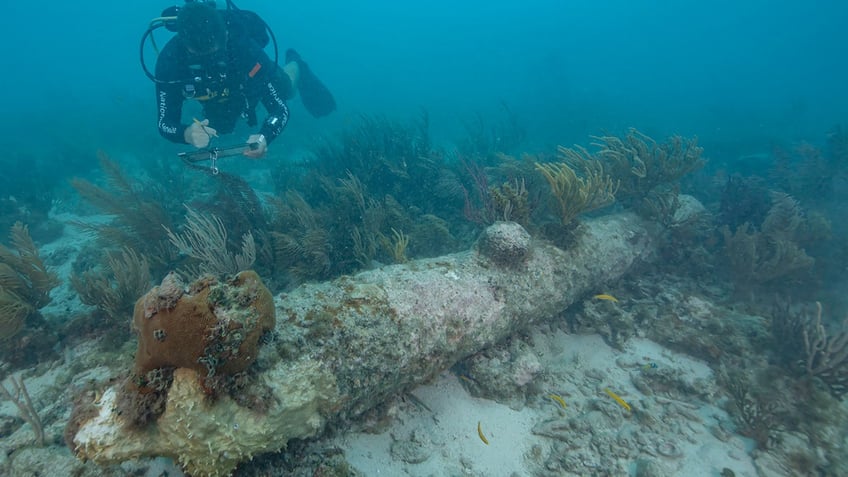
[342,373,544,476]
[39,210,110,320]
[335,331,759,477]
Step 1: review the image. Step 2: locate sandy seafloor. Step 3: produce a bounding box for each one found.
[0,210,773,477]
[0,329,760,477]
[333,332,757,477]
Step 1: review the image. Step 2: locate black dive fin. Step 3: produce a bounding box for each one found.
[287,49,336,118]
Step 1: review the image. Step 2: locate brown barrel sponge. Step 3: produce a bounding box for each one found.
[132,270,275,387]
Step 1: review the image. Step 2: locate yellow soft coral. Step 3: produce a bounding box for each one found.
[0,222,58,340]
[536,151,618,226]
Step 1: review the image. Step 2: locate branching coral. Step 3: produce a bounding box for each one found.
[489,178,532,226]
[761,192,804,239]
[380,228,410,264]
[721,222,813,286]
[460,152,545,229]
[0,374,44,445]
[295,113,461,212]
[723,371,781,449]
[303,114,448,212]
[719,175,772,233]
[721,193,815,294]
[260,114,468,284]
[267,167,446,283]
[0,291,28,340]
[802,302,848,398]
[267,191,334,282]
[408,214,458,258]
[638,186,683,227]
[0,222,59,340]
[535,147,618,227]
[770,139,843,204]
[770,298,808,369]
[70,152,177,272]
[165,206,256,278]
[71,248,152,323]
[199,171,268,245]
[461,159,498,226]
[769,299,848,402]
[592,128,704,207]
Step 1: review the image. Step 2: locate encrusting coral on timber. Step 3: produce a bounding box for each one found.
[66,270,280,476]
[476,221,531,267]
[67,214,656,477]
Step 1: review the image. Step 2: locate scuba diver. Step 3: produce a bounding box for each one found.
[145,1,335,159]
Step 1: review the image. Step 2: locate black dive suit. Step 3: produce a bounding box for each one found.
[154,17,291,145]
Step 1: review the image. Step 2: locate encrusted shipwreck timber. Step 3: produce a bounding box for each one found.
[70,213,657,476]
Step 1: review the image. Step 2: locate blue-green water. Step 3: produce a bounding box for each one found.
[1,1,848,476]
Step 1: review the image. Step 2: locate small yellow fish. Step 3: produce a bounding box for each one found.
[477,421,489,445]
[593,293,619,303]
[604,388,632,412]
[548,393,567,410]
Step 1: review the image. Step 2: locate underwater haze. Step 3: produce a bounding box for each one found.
[5,1,848,476]
[1,0,846,156]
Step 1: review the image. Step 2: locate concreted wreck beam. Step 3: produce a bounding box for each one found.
[72,213,657,477]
